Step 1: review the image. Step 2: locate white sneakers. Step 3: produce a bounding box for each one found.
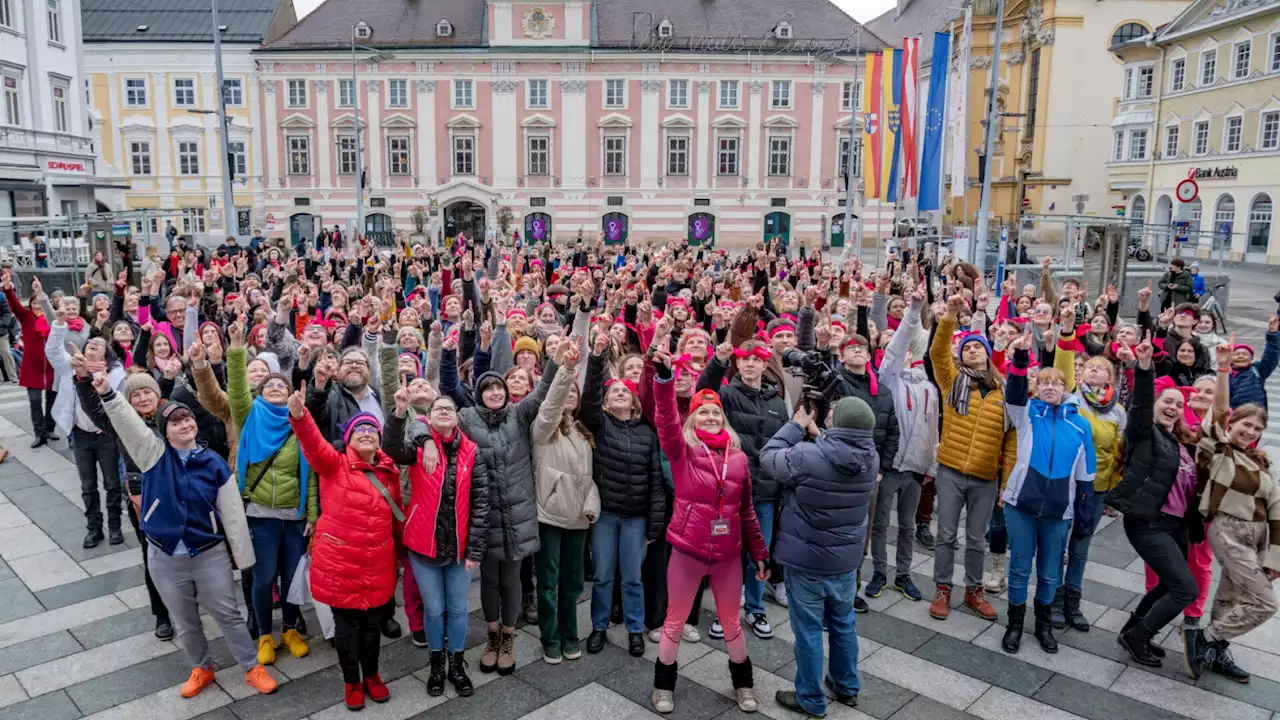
[648,624,703,644]
[984,553,1008,594]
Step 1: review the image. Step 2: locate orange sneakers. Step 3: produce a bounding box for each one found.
[245,665,279,694]
[180,666,217,698]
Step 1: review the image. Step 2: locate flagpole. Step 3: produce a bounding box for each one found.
[975,0,1005,278]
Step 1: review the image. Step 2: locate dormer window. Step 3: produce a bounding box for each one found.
[135,24,148,32]
[436,19,453,37]
[355,21,371,39]
[657,18,673,39]
[774,22,792,40]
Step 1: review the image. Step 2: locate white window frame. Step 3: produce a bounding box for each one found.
[130,141,152,175]
[1163,124,1179,158]
[124,77,148,108]
[1122,67,1134,99]
[767,134,792,176]
[603,135,627,176]
[604,79,626,109]
[287,135,311,175]
[667,79,688,109]
[841,81,859,111]
[46,0,60,44]
[182,208,206,235]
[526,135,550,175]
[1261,110,1279,151]
[338,79,355,108]
[1272,33,1280,73]
[173,77,196,107]
[1169,58,1185,92]
[770,80,792,110]
[666,134,689,176]
[1128,128,1148,161]
[1113,130,1125,161]
[527,79,548,109]
[227,140,247,176]
[1136,66,1154,98]
[1192,120,1210,156]
[452,79,473,109]
[0,0,14,30]
[286,79,307,108]
[223,78,243,106]
[717,135,740,176]
[1200,49,1217,86]
[453,134,475,175]
[718,80,739,110]
[1232,40,1251,79]
[177,140,201,175]
[2,74,19,126]
[838,135,860,179]
[387,135,411,175]
[336,135,357,175]
[387,78,408,108]
[50,79,68,132]
[1223,114,1243,153]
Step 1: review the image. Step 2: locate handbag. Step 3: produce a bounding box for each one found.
[361,470,406,522]
[243,434,292,508]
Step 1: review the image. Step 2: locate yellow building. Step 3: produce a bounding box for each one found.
[81,0,296,241]
[1108,0,1280,264]
[872,0,1186,240]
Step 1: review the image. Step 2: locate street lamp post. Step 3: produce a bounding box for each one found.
[350,30,394,240]
[211,0,236,239]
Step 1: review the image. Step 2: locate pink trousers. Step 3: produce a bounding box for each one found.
[403,555,424,633]
[1144,536,1213,620]
[659,550,748,665]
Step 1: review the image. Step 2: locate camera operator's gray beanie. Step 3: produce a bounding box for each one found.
[831,396,875,430]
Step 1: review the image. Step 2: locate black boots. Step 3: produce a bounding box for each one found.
[1050,587,1067,629]
[1120,613,1165,658]
[1118,618,1163,667]
[380,615,402,639]
[1033,602,1058,653]
[1002,603,1025,653]
[1202,638,1251,683]
[1062,586,1089,632]
[108,526,125,546]
[83,528,104,549]
[426,651,446,696]
[586,629,607,654]
[1183,628,1207,680]
[449,651,475,696]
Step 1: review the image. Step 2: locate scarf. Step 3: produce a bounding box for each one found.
[694,428,731,449]
[948,364,997,416]
[236,396,309,515]
[1080,383,1118,414]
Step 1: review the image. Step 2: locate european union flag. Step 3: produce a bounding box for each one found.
[919,32,951,212]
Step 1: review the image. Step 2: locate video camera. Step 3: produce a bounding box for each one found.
[781,348,841,421]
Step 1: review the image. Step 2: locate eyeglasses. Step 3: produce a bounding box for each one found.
[430,406,458,415]
[261,380,289,391]
[1037,380,1066,390]
[341,358,369,368]
[349,425,380,437]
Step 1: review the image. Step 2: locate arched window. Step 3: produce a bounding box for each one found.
[1248,194,1272,254]
[1213,194,1235,251]
[1111,23,1148,46]
[1129,195,1146,231]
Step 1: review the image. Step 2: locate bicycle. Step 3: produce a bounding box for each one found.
[1198,282,1229,335]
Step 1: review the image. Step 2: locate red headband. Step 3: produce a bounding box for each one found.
[604,378,639,396]
[767,323,796,340]
[734,346,773,361]
[506,308,527,319]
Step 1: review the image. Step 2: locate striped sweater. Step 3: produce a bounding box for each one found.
[1196,409,1280,571]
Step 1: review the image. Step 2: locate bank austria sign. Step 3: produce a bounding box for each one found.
[1188,166,1238,180]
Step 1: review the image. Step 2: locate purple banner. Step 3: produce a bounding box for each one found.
[691,217,709,241]
[606,219,624,242]
[529,217,547,241]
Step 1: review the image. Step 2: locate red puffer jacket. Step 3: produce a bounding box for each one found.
[4,288,53,391]
[653,376,767,565]
[291,409,403,610]
[400,429,489,563]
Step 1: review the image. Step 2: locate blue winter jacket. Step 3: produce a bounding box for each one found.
[1229,330,1279,411]
[1002,348,1096,521]
[760,422,877,576]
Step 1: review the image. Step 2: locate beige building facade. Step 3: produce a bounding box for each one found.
[1108,0,1280,264]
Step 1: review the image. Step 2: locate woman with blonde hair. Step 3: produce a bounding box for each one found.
[649,340,767,715]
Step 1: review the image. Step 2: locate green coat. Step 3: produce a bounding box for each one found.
[227,347,319,522]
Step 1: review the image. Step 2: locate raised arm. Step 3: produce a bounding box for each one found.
[580,341,608,432]
[514,360,561,428]
[1256,322,1280,381]
[101,390,165,472]
[930,297,966,395]
[651,359,685,463]
[287,404,344,478]
[529,352,577,446]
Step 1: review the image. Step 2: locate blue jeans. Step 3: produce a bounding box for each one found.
[246,516,308,634]
[742,502,774,616]
[785,569,860,717]
[408,552,472,653]
[1004,504,1070,607]
[1064,486,1107,592]
[591,512,646,633]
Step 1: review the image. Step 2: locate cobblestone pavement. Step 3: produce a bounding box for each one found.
[0,357,1276,720]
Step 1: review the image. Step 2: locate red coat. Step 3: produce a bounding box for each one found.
[4,288,53,391]
[653,377,767,565]
[291,409,403,611]
[401,430,487,562]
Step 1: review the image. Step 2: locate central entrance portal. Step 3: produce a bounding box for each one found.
[444,201,487,240]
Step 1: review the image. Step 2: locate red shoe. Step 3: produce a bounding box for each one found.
[363,674,390,703]
[344,682,365,711]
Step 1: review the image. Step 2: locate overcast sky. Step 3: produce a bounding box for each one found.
[291,0,896,25]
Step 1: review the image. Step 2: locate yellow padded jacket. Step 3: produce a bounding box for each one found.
[931,316,1006,481]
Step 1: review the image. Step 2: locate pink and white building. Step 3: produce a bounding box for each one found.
[256,0,887,246]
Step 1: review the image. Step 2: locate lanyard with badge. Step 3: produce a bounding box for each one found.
[702,443,731,537]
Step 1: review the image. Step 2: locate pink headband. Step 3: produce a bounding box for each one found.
[604,378,639,397]
[734,346,772,361]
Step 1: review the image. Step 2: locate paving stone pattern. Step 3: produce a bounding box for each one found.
[0,378,1275,720]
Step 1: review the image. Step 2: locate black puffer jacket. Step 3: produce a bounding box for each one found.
[1106,367,1190,519]
[697,356,787,505]
[582,353,666,539]
[833,366,899,471]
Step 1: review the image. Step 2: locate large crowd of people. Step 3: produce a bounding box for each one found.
[2,229,1277,716]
